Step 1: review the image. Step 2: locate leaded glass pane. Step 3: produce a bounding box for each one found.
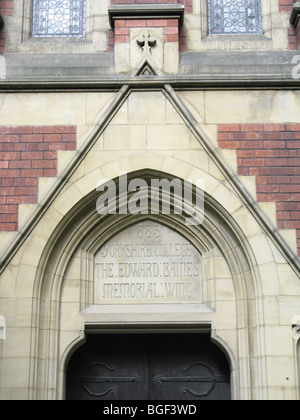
[33,0,85,37]
[208,0,262,34]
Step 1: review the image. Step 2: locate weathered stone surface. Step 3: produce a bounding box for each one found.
[94,221,202,304]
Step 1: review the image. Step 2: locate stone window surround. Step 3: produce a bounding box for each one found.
[208,0,262,35]
[7,0,284,54]
[32,0,86,38]
[17,0,109,54]
[22,0,90,40]
[198,0,274,50]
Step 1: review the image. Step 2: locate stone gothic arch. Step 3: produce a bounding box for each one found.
[293,323,300,399]
[26,169,268,400]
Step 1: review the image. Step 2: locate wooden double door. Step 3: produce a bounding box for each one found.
[66,333,231,400]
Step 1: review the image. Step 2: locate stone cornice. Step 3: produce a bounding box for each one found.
[108,4,185,28]
[0,74,299,92]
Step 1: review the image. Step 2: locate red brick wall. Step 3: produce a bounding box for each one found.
[0,0,13,53]
[278,0,295,13]
[0,0,13,17]
[289,17,300,50]
[0,126,76,231]
[114,18,180,43]
[218,123,300,256]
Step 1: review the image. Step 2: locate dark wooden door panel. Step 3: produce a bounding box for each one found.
[149,334,230,401]
[66,333,231,401]
[66,334,149,400]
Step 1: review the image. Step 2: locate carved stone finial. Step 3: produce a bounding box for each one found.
[137,29,157,55]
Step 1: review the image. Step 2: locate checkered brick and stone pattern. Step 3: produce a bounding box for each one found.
[0,125,76,231]
[218,123,300,256]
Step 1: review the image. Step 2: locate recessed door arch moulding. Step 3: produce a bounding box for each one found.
[29,170,265,400]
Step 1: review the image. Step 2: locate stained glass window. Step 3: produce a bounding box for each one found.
[33,0,85,37]
[208,0,262,34]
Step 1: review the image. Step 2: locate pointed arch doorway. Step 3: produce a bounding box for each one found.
[66,332,231,400]
[30,169,266,400]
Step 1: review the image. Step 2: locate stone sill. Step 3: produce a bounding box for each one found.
[290,2,300,27]
[108,4,185,29]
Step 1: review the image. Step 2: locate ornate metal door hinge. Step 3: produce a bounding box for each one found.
[157,362,228,398]
[72,362,140,397]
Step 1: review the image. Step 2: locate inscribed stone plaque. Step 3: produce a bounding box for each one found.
[94,222,202,304]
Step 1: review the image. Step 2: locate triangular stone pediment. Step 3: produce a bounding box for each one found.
[1,83,299,277]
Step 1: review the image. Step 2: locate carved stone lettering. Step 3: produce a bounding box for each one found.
[94,222,202,304]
